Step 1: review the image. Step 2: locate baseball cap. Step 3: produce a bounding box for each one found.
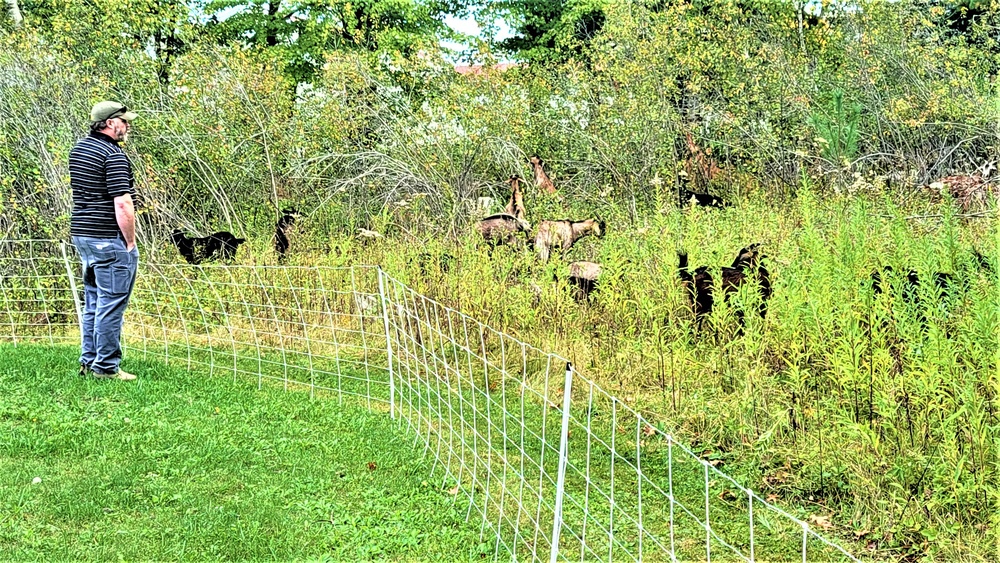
[91,101,138,122]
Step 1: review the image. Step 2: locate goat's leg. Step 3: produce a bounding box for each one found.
[539,246,549,262]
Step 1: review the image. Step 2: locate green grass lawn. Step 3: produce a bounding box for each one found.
[0,344,487,561]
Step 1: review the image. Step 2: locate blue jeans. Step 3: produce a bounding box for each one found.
[72,236,139,375]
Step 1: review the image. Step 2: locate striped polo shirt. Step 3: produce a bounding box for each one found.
[69,132,134,238]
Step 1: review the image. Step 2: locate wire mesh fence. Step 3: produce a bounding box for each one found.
[0,239,860,562]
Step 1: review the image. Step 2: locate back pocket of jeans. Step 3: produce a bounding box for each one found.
[110,252,133,294]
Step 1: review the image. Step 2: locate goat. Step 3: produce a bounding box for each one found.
[415,252,456,276]
[479,176,532,248]
[870,266,954,302]
[567,261,601,302]
[930,162,996,212]
[356,227,383,244]
[867,266,961,337]
[720,243,772,324]
[678,181,728,208]
[505,175,527,221]
[533,218,605,262]
[682,131,723,187]
[478,213,532,248]
[677,252,714,325]
[171,229,245,265]
[678,243,771,329]
[528,155,558,196]
[678,131,728,208]
[972,249,995,275]
[274,208,300,262]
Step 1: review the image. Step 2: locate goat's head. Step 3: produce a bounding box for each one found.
[278,208,301,228]
[594,219,607,238]
[170,229,187,244]
[528,155,544,167]
[677,251,689,269]
[509,175,522,190]
[731,243,764,268]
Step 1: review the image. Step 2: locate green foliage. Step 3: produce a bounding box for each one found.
[15,0,192,83]
[481,0,609,63]
[808,89,861,166]
[202,0,469,84]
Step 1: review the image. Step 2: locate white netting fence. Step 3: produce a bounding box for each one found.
[0,240,860,562]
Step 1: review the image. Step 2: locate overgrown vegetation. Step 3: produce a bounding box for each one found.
[2,0,1000,560]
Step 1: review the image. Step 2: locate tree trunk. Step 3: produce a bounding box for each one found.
[6,0,23,26]
[265,0,280,47]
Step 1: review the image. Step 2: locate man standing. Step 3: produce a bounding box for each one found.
[69,101,140,381]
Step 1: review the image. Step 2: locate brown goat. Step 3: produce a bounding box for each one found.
[567,261,601,302]
[678,132,728,208]
[720,243,772,323]
[682,132,723,190]
[932,162,996,212]
[529,155,558,195]
[533,218,605,262]
[479,213,532,247]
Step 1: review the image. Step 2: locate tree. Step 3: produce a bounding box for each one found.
[14,0,193,85]
[5,0,23,26]
[201,0,470,85]
[479,0,609,63]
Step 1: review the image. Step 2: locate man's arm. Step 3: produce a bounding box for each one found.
[114,193,136,251]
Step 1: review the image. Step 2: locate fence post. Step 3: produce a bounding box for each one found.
[376,267,396,419]
[59,242,82,331]
[549,361,574,563]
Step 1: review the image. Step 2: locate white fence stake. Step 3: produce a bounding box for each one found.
[377,268,396,419]
[668,435,676,562]
[705,462,711,563]
[749,489,755,562]
[549,361,574,563]
[59,242,82,332]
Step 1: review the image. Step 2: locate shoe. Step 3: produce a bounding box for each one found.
[93,369,137,381]
[78,365,92,377]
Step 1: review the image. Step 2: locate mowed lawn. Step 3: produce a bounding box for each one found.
[0,344,486,561]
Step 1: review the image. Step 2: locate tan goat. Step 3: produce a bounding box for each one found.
[534,218,605,262]
[529,155,558,195]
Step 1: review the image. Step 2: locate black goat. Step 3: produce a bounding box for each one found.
[171,229,245,265]
[721,243,772,326]
[679,184,728,209]
[678,244,771,329]
[275,208,300,262]
[677,252,714,326]
[972,249,995,276]
[869,265,963,334]
[870,266,954,303]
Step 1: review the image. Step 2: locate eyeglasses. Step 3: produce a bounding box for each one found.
[106,106,129,120]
